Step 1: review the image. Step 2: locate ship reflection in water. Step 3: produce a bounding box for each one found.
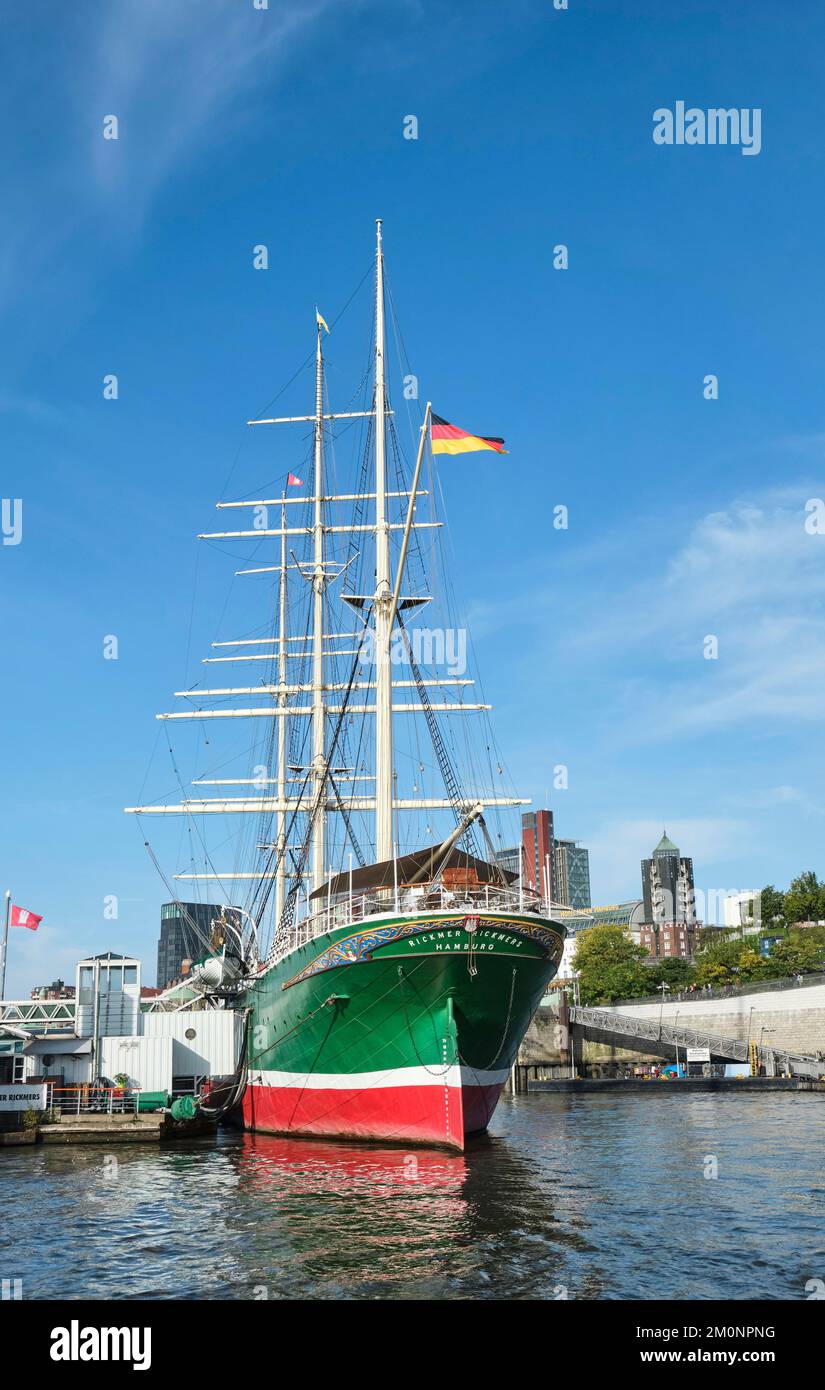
[4,1093,824,1300]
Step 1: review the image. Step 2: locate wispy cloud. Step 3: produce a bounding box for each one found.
[0,1,338,313]
[86,0,335,229]
[493,485,825,741]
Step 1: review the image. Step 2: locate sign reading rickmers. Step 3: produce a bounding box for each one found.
[0,1085,47,1112]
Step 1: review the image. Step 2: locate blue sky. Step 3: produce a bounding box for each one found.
[2,0,824,993]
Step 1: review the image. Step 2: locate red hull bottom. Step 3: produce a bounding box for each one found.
[242,1076,505,1151]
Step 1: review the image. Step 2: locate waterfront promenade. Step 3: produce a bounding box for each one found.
[522,973,825,1078]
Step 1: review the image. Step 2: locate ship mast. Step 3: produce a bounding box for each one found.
[310,319,327,894]
[275,492,288,923]
[373,219,393,863]
[125,223,534,935]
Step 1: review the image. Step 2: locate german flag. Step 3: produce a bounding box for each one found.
[430,413,507,456]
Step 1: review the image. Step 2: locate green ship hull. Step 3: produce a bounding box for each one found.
[239,909,564,1149]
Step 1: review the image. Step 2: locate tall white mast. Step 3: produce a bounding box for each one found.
[373,219,393,863]
[275,492,288,923]
[311,319,327,894]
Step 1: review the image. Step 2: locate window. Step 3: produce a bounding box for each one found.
[123,966,137,985]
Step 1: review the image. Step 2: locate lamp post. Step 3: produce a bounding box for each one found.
[658,981,670,1040]
[759,1026,775,1077]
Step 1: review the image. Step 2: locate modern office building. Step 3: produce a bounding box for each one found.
[521,809,555,898]
[496,811,592,908]
[640,832,698,958]
[157,901,224,990]
[554,839,592,910]
[494,844,521,879]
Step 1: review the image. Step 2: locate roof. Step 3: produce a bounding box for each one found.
[653,832,679,855]
[24,1036,93,1056]
[310,844,516,901]
[591,900,646,927]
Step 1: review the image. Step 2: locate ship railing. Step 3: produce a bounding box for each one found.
[276,881,551,956]
[44,1084,138,1117]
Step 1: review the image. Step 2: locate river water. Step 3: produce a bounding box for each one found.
[3,1091,823,1300]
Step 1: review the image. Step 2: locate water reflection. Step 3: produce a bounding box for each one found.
[2,1093,823,1300]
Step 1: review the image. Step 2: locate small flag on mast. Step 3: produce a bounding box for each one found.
[430,413,507,455]
[287,473,304,487]
[10,904,42,931]
[316,309,330,334]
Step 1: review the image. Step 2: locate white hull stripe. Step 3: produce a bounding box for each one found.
[248,1064,509,1091]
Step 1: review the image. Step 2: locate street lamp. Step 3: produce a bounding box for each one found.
[759,1026,775,1076]
[658,981,670,1040]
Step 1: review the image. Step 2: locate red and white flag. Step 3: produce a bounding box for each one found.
[10,904,42,931]
[287,473,303,487]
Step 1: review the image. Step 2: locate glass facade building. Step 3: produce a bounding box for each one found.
[554,839,592,910]
[157,902,224,990]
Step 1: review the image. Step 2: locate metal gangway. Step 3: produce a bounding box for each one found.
[0,999,76,1033]
[570,1006,824,1078]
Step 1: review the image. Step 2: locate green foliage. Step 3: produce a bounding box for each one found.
[572,871,825,1004]
[693,958,731,988]
[573,924,650,1005]
[735,948,773,982]
[769,930,825,976]
[783,871,825,926]
[754,884,785,929]
[22,1106,40,1131]
[647,957,694,989]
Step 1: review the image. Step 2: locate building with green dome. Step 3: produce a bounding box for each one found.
[640,831,698,958]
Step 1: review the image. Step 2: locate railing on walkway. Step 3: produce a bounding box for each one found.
[271,881,558,961]
[609,970,825,1011]
[45,1085,138,1117]
[570,1006,823,1078]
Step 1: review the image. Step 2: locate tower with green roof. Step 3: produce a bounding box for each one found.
[641,830,697,958]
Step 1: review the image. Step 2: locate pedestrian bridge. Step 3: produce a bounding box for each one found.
[570,1006,823,1078]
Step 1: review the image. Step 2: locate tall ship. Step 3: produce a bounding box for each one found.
[128,223,566,1150]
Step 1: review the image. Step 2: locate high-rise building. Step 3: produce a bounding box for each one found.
[554,839,592,910]
[521,809,555,898]
[640,832,698,958]
[495,811,592,907]
[157,902,225,990]
[493,845,521,879]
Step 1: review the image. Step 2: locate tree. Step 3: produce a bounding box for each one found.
[693,933,764,985]
[572,924,650,1005]
[734,948,772,982]
[783,871,825,926]
[769,930,825,976]
[693,958,731,988]
[752,884,785,930]
[647,957,694,990]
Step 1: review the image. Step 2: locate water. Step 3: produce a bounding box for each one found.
[3,1092,823,1300]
